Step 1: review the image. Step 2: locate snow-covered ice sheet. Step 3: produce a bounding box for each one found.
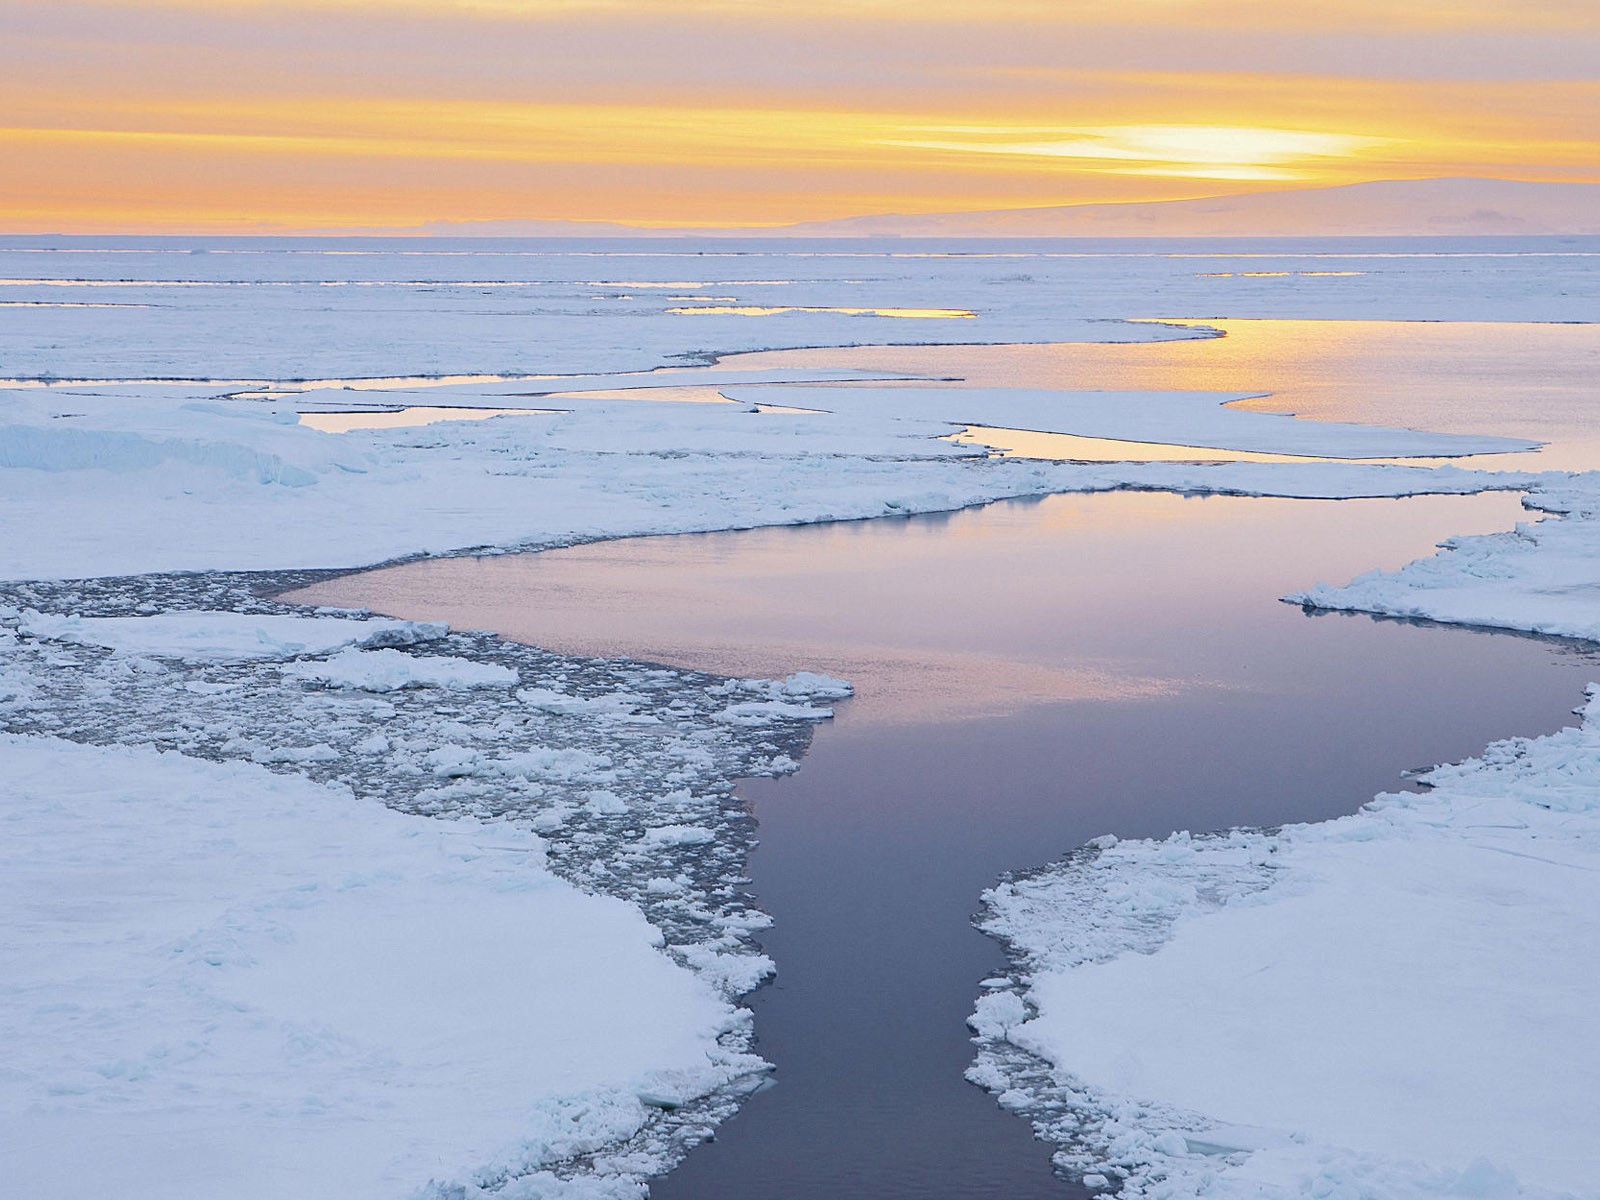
[969,689,1600,1199]
[2,236,1595,380]
[3,236,1588,581]
[5,237,1599,1197]
[0,734,762,1200]
[0,373,1551,580]
[1292,481,1600,643]
[0,590,856,1196]
[18,609,443,660]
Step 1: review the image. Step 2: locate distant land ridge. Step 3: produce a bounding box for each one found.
[418,179,1600,238]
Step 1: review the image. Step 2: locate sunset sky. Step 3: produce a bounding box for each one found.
[5,0,1599,232]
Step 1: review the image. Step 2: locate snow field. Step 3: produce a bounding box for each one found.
[0,369,1553,581]
[4,238,1598,1197]
[0,593,851,1196]
[0,735,759,1200]
[1294,484,1600,644]
[970,689,1600,1198]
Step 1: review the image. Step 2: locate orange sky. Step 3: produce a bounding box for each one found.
[4,0,1598,232]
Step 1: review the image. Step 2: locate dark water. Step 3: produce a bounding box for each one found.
[291,490,1598,1199]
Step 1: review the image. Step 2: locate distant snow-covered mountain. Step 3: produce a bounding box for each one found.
[774,178,1600,238]
[418,179,1600,238]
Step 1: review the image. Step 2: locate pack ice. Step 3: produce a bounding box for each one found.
[4,236,1599,1198]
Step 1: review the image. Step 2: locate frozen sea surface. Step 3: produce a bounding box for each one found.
[0,570,858,1197]
[294,490,1600,1200]
[4,236,1598,1197]
[2,235,1596,380]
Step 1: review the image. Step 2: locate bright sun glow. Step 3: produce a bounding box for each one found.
[882,125,1396,181]
[1,0,1595,230]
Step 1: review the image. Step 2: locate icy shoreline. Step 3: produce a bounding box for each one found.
[5,237,1598,1197]
[965,477,1600,1196]
[968,683,1600,1198]
[0,571,862,1197]
[1291,483,1600,645]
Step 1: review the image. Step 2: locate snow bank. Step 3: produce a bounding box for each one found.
[969,689,1600,1199]
[0,421,318,483]
[1292,480,1600,643]
[0,735,761,1200]
[283,645,518,690]
[17,609,444,661]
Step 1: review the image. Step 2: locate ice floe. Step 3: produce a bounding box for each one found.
[1292,483,1600,644]
[969,686,1600,1198]
[17,608,443,660]
[717,385,1537,460]
[0,372,1556,580]
[282,645,519,690]
[0,735,765,1200]
[0,586,842,1196]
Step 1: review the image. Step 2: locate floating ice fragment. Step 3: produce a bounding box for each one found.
[18,610,445,662]
[425,745,480,778]
[251,743,339,764]
[763,671,854,701]
[712,699,836,725]
[638,825,716,848]
[283,647,517,691]
[968,990,1027,1039]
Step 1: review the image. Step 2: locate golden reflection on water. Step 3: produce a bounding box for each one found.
[298,406,555,433]
[283,490,1536,726]
[946,425,1471,468]
[667,305,976,319]
[284,557,1189,724]
[951,426,1336,465]
[723,320,1600,472]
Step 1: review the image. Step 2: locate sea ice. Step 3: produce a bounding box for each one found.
[0,735,763,1200]
[18,608,443,660]
[282,645,519,690]
[0,373,1551,580]
[1292,483,1600,643]
[4,237,1597,1197]
[718,385,1536,460]
[969,689,1600,1198]
[0,591,821,1195]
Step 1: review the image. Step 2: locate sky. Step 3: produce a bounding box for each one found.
[4,0,1599,232]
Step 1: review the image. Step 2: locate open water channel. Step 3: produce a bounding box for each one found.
[294,489,1596,1198]
[289,324,1600,1196]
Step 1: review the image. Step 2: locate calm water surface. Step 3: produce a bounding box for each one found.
[726,321,1600,471]
[292,490,1598,1199]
